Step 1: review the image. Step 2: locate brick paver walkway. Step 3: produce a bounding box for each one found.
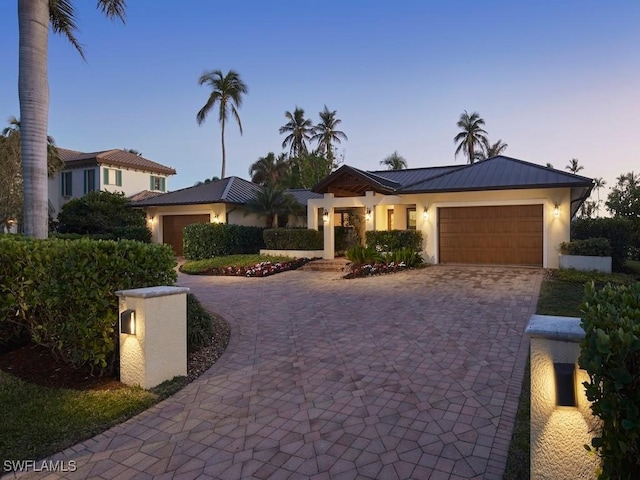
[17,266,542,479]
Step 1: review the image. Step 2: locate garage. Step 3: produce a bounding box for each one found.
[162,214,210,255]
[438,205,543,266]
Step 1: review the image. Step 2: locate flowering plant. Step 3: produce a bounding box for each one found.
[344,260,420,279]
[212,258,311,277]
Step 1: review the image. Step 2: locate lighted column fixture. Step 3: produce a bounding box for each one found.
[365,208,372,221]
[554,362,576,407]
[554,203,560,218]
[323,209,330,223]
[423,207,429,220]
[120,309,136,335]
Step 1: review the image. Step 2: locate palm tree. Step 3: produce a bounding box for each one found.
[249,152,290,187]
[592,177,606,216]
[454,111,488,164]
[2,116,64,176]
[565,158,584,174]
[311,106,348,160]
[546,163,554,169]
[196,69,248,179]
[279,107,313,157]
[476,138,508,161]
[380,151,408,170]
[18,0,126,238]
[244,186,298,228]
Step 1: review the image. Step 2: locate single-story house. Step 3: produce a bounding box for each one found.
[131,177,322,255]
[307,155,593,268]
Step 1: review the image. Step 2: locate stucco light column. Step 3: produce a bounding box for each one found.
[116,286,190,389]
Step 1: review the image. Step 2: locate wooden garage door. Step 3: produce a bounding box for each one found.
[438,205,543,266]
[162,214,210,255]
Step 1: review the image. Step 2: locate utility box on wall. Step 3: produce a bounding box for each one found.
[116,286,190,389]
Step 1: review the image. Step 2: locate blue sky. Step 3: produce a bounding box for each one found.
[1,1,639,198]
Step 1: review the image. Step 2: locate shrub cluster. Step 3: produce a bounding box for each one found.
[579,282,640,477]
[183,223,265,260]
[0,237,177,372]
[186,293,213,353]
[365,230,423,252]
[263,228,323,250]
[51,226,151,243]
[571,218,634,271]
[559,237,611,257]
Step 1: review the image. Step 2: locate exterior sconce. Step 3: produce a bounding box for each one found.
[365,208,372,221]
[554,362,576,407]
[7,218,16,227]
[120,309,136,335]
[146,215,154,223]
[213,213,220,223]
[423,207,429,220]
[323,209,329,223]
[553,204,559,218]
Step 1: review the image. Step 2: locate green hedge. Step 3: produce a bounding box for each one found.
[579,282,640,477]
[51,225,151,243]
[559,237,611,257]
[0,237,176,372]
[571,218,634,271]
[183,223,265,260]
[263,228,323,250]
[365,230,423,252]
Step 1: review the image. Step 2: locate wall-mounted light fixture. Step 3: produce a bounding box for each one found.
[553,362,576,407]
[554,203,560,218]
[365,208,372,221]
[120,309,136,335]
[423,207,429,220]
[146,215,154,223]
[212,213,220,223]
[322,209,330,223]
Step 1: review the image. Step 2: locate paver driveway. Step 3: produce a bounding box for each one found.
[19,266,542,480]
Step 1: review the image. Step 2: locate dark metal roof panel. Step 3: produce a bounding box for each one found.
[401,156,594,192]
[131,177,249,206]
[224,177,262,204]
[370,166,463,187]
[285,189,323,206]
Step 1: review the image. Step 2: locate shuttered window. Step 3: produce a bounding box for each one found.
[150,175,166,192]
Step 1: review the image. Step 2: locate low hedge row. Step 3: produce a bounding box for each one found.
[559,237,611,257]
[579,282,640,477]
[183,223,265,260]
[571,218,634,271]
[263,228,323,250]
[51,226,152,243]
[365,230,423,252]
[0,237,177,372]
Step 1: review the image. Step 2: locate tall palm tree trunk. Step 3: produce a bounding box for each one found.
[220,118,226,178]
[18,0,50,238]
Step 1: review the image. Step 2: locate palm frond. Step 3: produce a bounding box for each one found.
[49,0,85,59]
[97,0,127,20]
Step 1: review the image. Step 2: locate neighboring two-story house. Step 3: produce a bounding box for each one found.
[49,149,176,218]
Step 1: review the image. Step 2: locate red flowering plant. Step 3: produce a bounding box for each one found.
[216,258,312,277]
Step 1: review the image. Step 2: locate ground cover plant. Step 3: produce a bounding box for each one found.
[0,294,229,464]
[180,254,312,277]
[504,266,640,479]
[343,245,424,279]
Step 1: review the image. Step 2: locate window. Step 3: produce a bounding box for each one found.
[406,207,416,230]
[103,167,122,186]
[83,169,96,194]
[150,175,166,192]
[61,171,73,197]
[387,209,394,230]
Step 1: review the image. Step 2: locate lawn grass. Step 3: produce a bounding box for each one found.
[0,372,158,461]
[626,259,640,274]
[503,267,637,479]
[180,254,293,274]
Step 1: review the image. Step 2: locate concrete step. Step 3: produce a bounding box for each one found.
[301,259,351,272]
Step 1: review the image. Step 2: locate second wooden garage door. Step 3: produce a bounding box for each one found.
[162,214,211,255]
[438,205,543,266]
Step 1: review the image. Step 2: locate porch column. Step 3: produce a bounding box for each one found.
[308,205,319,230]
[323,193,335,259]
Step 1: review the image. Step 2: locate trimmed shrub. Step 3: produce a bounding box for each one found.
[559,237,611,257]
[263,228,323,250]
[579,282,640,477]
[0,237,177,373]
[183,223,265,260]
[571,218,634,271]
[365,230,423,252]
[186,293,213,353]
[382,248,425,268]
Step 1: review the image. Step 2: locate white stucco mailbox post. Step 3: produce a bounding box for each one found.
[525,314,600,480]
[116,286,190,389]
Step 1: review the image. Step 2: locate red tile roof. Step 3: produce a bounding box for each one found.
[57,148,176,175]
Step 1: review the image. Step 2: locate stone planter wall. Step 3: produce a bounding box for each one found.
[559,254,612,274]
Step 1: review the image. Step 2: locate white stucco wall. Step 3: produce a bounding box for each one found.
[308,187,571,267]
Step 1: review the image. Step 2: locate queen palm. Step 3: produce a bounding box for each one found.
[18,0,126,238]
[197,69,248,179]
[380,151,408,170]
[244,186,298,228]
[279,107,313,157]
[565,158,584,174]
[249,152,290,187]
[454,111,488,164]
[311,106,348,160]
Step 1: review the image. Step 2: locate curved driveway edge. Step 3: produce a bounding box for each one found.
[15,265,542,480]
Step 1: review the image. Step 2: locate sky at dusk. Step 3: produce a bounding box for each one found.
[1,1,639,202]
